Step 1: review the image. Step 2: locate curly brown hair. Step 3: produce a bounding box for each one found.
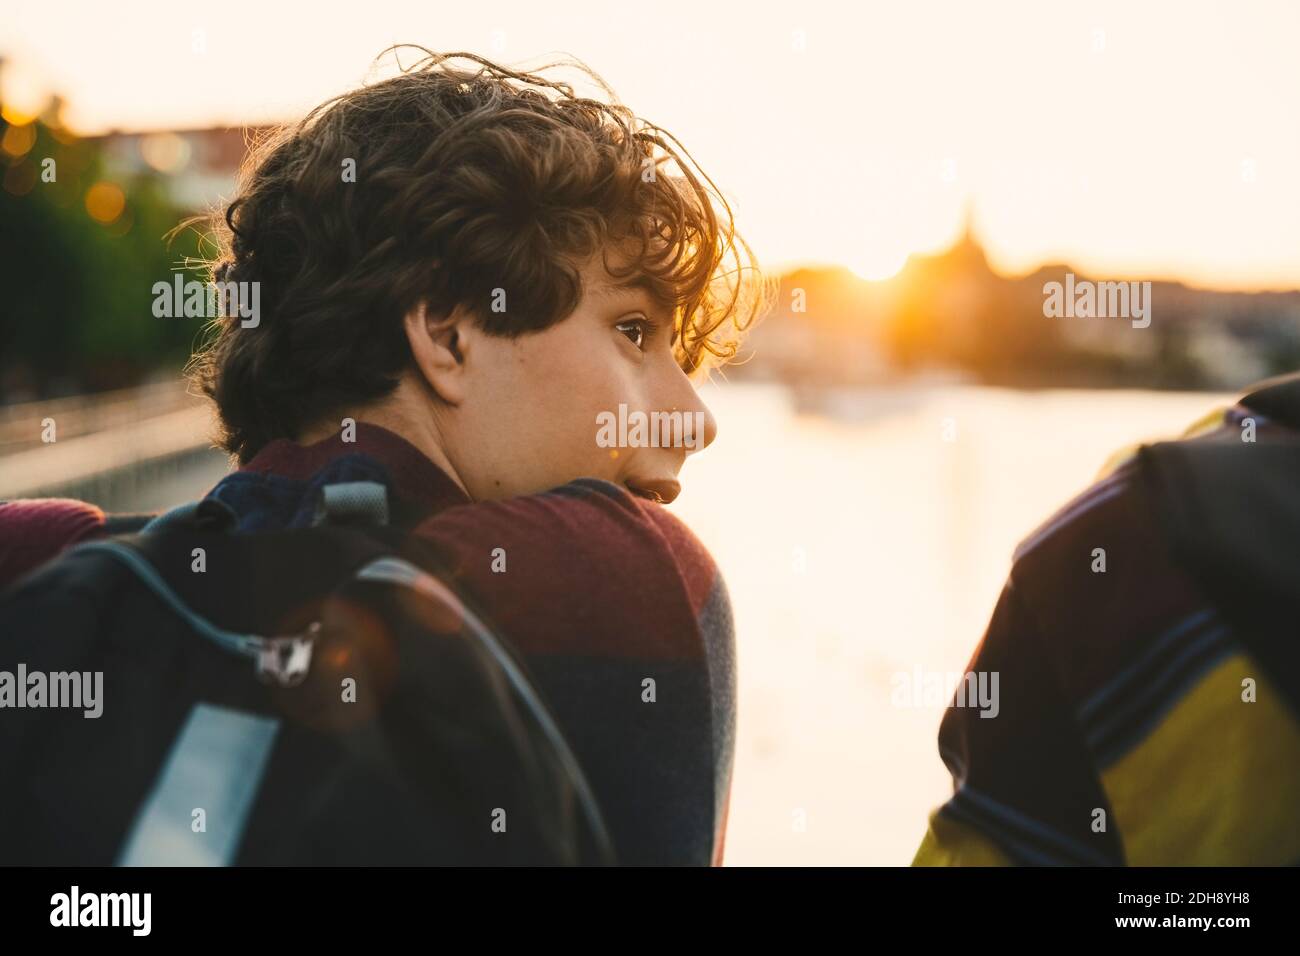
[187,46,772,464]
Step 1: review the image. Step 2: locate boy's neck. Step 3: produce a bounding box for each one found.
[295,377,471,501]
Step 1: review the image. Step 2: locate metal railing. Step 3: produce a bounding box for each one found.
[0,382,222,502]
[0,380,201,455]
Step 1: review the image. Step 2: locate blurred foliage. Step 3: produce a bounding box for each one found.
[1,102,212,401]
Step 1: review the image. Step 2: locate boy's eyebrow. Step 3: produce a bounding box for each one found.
[594,274,677,312]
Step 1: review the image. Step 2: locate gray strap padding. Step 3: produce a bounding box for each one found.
[313,481,390,527]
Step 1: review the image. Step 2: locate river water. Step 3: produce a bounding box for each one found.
[674,381,1233,865]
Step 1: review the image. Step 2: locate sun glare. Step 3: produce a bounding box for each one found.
[848,249,910,282]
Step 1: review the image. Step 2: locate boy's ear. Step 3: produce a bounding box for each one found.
[404,301,471,405]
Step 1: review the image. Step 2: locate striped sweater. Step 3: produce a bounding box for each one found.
[914,376,1300,865]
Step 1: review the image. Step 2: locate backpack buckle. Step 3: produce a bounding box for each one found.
[256,622,321,687]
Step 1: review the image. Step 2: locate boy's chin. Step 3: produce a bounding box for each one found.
[624,478,681,505]
[627,484,663,503]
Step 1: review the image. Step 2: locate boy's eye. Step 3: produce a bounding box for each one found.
[615,318,647,350]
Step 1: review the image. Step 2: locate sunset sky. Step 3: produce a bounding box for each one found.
[4,0,1299,289]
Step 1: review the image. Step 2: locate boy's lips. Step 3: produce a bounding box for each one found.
[625,478,681,504]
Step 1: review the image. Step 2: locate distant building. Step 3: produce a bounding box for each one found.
[91,126,274,212]
[740,211,1300,391]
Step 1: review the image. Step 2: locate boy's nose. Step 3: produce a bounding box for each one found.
[661,364,717,453]
[685,392,717,453]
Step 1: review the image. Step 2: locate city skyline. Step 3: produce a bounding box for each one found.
[3,0,1299,291]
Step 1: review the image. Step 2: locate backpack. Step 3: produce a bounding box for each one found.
[1139,372,1300,722]
[0,481,615,865]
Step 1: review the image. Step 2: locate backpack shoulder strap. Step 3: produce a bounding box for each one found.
[1138,406,1300,721]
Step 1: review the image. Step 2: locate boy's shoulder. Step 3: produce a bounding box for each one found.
[417,477,727,640]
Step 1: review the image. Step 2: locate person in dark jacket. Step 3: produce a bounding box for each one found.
[914,372,1300,865]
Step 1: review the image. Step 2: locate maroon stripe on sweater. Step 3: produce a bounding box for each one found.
[0,499,106,589]
[416,478,718,662]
